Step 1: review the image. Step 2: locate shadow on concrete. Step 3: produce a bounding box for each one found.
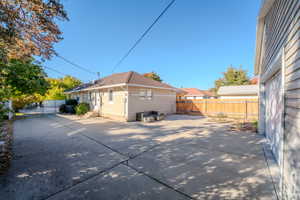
[0,114,275,200]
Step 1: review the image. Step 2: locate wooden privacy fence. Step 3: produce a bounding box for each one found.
[176,99,258,120]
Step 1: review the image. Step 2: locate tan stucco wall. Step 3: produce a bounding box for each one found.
[99,87,127,120]
[127,86,176,121]
[69,86,176,121]
[68,88,127,121]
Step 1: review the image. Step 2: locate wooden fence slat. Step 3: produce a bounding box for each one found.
[176,99,258,120]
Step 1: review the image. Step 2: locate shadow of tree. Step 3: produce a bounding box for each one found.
[0,114,275,200]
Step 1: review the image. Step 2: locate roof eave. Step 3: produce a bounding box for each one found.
[254,0,276,75]
[64,83,176,93]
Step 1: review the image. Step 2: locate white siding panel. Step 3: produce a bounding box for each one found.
[265,72,283,164]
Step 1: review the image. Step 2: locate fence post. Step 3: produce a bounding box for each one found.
[8,100,13,120]
[245,100,248,121]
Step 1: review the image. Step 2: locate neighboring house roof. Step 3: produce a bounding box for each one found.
[175,88,188,95]
[180,88,214,97]
[66,71,175,93]
[250,76,259,84]
[217,85,259,96]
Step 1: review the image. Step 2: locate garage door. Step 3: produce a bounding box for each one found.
[265,71,283,164]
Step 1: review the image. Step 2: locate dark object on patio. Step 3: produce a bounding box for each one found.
[59,99,78,114]
[156,113,165,121]
[59,104,66,113]
[136,111,162,122]
[65,105,76,114]
[65,99,78,106]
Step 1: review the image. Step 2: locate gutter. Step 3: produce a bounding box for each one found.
[254,0,276,75]
[64,83,177,94]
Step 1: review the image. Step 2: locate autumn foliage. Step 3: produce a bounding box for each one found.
[143,72,162,82]
[0,0,68,61]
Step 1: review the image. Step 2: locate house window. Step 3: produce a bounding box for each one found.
[139,89,152,100]
[139,89,146,99]
[109,90,113,102]
[146,89,152,100]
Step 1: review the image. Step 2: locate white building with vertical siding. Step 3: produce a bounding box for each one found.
[255,0,300,199]
[217,85,258,99]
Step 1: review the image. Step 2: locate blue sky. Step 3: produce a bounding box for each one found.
[44,0,261,90]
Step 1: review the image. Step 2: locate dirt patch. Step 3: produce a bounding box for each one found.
[0,120,13,174]
[228,121,258,132]
[207,117,258,132]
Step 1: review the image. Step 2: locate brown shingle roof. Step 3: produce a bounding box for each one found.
[128,71,174,89]
[85,71,175,90]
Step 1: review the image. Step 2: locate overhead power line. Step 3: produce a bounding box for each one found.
[57,54,96,75]
[43,66,68,76]
[111,0,176,72]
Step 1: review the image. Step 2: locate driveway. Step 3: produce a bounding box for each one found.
[0,114,276,200]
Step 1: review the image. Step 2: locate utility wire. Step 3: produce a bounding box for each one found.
[111,0,176,72]
[57,54,96,75]
[43,66,68,77]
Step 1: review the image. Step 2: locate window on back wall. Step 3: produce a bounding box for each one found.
[146,89,152,100]
[109,90,113,102]
[139,89,146,99]
[139,89,152,100]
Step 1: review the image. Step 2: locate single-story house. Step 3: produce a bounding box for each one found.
[65,71,177,121]
[255,0,300,198]
[217,85,258,99]
[176,88,215,100]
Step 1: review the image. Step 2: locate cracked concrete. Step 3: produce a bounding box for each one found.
[0,114,276,200]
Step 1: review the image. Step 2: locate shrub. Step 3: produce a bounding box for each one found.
[59,104,67,113]
[75,103,90,115]
[0,104,9,121]
[252,120,258,132]
[65,99,78,106]
[12,98,28,111]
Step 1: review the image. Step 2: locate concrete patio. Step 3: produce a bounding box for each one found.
[0,114,276,200]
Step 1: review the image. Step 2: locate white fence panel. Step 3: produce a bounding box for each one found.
[20,100,66,114]
[3,100,13,119]
[43,100,65,108]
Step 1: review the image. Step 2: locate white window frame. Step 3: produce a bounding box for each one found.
[139,89,152,100]
[139,89,146,100]
[146,89,152,100]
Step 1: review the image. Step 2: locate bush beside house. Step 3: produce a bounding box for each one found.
[75,103,90,115]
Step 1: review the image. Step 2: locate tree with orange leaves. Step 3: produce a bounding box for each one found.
[143,72,162,82]
[0,0,68,62]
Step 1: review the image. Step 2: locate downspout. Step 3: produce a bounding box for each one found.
[258,20,266,136]
[120,85,128,120]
